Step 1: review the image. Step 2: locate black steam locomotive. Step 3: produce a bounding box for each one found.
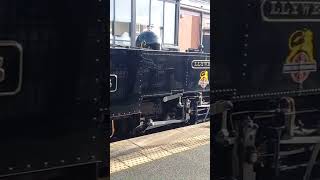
[213,0,320,180]
[110,31,210,139]
[0,1,107,179]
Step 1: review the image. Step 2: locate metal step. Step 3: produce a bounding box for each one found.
[197,113,208,116]
[197,107,210,122]
[280,148,307,156]
[279,163,308,171]
[279,161,320,171]
[197,108,208,112]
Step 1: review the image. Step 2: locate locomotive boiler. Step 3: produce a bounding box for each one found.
[110,31,210,139]
[212,0,320,180]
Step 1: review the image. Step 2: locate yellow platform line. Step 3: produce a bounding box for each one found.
[110,134,210,174]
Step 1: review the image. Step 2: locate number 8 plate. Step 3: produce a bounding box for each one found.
[0,41,23,96]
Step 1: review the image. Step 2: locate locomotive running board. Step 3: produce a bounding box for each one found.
[145,119,186,131]
[163,93,183,102]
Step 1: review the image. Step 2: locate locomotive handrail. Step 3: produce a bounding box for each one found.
[110,120,115,138]
[253,109,319,120]
[229,109,320,119]
[142,90,210,98]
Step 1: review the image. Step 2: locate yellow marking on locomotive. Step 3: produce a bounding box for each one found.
[286,29,315,64]
[198,70,209,88]
[283,29,317,84]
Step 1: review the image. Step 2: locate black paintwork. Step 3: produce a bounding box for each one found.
[213,0,320,100]
[110,47,210,118]
[212,0,320,180]
[0,0,107,178]
[203,34,210,53]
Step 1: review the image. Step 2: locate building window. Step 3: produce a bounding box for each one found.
[110,0,208,50]
[136,0,150,39]
[178,9,201,52]
[110,0,114,44]
[202,13,210,53]
[202,14,210,31]
[163,2,176,45]
[114,0,131,46]
[135,0,177,47]
[150,0,164,42]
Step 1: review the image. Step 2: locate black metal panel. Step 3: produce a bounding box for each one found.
[213,0,320,100]
[110,48,210,117]
[140,51,185,95]
[0,0,106,177]
[203,35,210,53]
[0,42,22,95]
[212,0,245,94]
[110,48,142,117]
[140,51,210,95]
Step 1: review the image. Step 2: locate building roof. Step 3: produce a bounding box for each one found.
[180,0,210,12]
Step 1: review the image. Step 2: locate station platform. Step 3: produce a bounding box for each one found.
[110,122,210,180]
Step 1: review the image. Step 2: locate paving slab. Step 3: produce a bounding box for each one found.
[110,122,210,175]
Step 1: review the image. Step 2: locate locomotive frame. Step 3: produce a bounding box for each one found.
[110,47,210,139]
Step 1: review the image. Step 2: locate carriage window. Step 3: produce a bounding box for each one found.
[163,2,176,45]
[114,0,131,46]
[136,0,150,39]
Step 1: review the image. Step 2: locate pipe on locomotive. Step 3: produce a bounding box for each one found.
[110,120,115,138]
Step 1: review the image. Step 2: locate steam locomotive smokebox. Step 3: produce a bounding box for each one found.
[0,0,107,178]
[213,0,320,100]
